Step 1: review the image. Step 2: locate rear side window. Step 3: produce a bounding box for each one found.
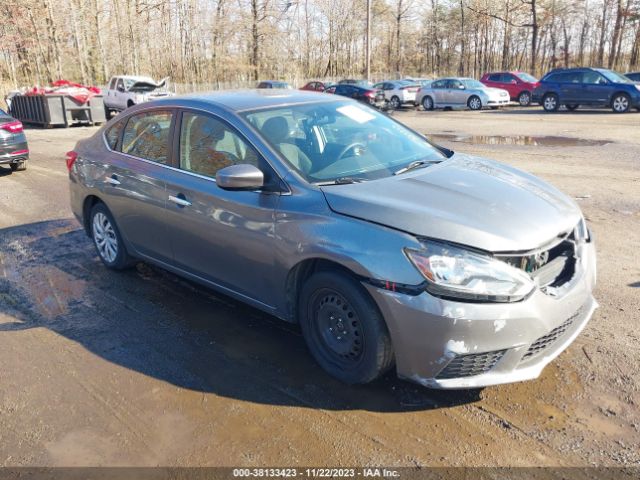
[121,110,173,164]
[104,120,125,150]
[109,78,117,90]
[431,80,446,89]
[488,74,503,82]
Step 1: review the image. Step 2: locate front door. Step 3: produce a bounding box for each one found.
[164,110,281,308]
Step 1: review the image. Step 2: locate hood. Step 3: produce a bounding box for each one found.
[128,77,169,92]
[482,87,509,97]
[320,154,581,253]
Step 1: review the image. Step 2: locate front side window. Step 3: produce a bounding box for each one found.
[242,101,445,183]
[121,110,173,163]
[116,79,124,91]
[179,112,259,178]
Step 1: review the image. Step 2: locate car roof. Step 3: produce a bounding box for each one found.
[114,75,156,82]
[147,89,342,112]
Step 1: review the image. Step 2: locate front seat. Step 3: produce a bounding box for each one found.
[260,117,312,175]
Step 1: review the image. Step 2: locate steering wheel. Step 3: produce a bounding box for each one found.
[336,142,366,162]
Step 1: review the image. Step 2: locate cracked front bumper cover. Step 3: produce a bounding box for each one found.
[365,241,597,389]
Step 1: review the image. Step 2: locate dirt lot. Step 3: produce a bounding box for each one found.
[0,107,639,467]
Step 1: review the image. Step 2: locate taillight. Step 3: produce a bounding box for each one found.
[365,91,375,98]
[0,120,23,134]
[65,151,78,171]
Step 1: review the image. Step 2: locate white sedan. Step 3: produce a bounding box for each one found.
[416,78,510,111]
[373,80,421,109]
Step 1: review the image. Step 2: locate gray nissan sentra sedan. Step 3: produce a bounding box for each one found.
[67,90,597,389]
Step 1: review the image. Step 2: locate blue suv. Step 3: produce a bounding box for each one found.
[532,67,640,113]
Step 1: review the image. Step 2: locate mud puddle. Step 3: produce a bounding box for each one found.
[428,134,611,147]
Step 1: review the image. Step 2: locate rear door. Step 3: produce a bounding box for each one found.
[559,71,582,104]
[430,80,447,105]
[100,109,175,262]
[163,109,281,307]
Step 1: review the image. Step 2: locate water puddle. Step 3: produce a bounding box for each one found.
[428,134,611,147]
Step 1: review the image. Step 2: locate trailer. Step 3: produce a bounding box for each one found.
[9,94,106,128]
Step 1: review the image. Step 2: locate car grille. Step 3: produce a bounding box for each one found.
[522,310,581,361]
[436,350,506,379]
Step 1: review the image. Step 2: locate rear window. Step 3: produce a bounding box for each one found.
[104,120,125,150]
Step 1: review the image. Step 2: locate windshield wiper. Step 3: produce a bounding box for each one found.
[393,160,432,176]
[315,177,368,186]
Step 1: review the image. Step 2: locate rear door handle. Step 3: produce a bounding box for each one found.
[105,175,120,186]
[168,194,192,207]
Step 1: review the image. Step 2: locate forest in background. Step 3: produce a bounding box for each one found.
[1,0,640,95]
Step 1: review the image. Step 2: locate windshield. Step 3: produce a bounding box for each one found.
[515,72,538,83]
[462,79,485,89]
[599,70,632,84]
[242,101,445,183]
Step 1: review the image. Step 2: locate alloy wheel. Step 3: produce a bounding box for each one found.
[423,96,433,110]
[612,95,629,113]
[468,97,482,110]
[390,96,400,109]
[92,212,118,263]
[519,92,531,106]
[543,95,557,111]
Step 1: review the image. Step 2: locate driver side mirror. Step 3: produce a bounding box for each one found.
[117,86,125,92]
[216,164,264,191]
[458,84,465,90]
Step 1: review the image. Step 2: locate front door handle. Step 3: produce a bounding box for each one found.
[168,194,192,207]
[105,175,120,186]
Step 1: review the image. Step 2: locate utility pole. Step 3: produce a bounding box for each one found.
[365,0,371,80]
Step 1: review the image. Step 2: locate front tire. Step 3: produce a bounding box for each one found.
[467,95,482,110]
[422,95,434,111]
[611,93,630,113]
[518,91,532,106]
[542,93,559,112]
[298,271,394,384]
[90,203,134,270]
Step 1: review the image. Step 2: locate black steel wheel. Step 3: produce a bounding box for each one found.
[299,270,394,384]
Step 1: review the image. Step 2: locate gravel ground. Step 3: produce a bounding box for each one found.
[0,106,638,467]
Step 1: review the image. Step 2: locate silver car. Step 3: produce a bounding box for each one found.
[67,90,597,389]
[416,77,510,111]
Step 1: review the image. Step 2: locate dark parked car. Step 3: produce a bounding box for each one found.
[0,108,28,171]
[625,72,640,82]
[300,81,327,92]
[67,90,596,389]
[338,79,373,88]
[325,84,386,108]
[480,71,540,106]
[532,67,640,113]
[257,80,292,89]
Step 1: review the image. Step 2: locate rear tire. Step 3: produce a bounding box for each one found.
[611,93,630,113]
[389,96,401,110]
[298,270,394,384]
[89,203,135,270]
[467,95,482,110]
[10,160,27,171]
[542,93,559,112]
[422,95,434,111]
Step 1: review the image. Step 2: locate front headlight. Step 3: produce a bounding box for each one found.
[405,241,535,302]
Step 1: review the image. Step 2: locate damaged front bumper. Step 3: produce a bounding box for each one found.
[365,240,597,389]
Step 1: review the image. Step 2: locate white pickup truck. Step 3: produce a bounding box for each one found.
[103,76,173,118]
